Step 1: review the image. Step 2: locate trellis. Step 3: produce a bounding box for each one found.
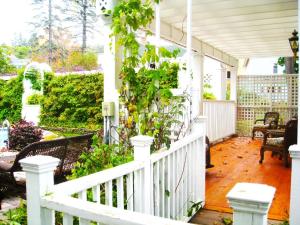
[237,74,298,136]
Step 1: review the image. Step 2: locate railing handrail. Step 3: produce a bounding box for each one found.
[41,195,192,225]
[203,100,236,104]
[53,160,144,195]
[54,132,204,195]
[150,132,203,163]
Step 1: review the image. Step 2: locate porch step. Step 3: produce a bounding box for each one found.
[189,209,284,225]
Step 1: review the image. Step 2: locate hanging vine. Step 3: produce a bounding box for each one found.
[110,0,184,150]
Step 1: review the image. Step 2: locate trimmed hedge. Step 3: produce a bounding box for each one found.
[40,72,104,129]
[0,75,23,123]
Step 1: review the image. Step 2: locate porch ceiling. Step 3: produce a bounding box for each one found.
[160,0,298,58]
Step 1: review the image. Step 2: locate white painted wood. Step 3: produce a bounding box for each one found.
[131,135,153,214]
[134,170,141,212]
[105,181,113,206]
[155,162,160,216]
[20,156,59,225]
[80,218,90,225]
[158,0,297,58]
[41,195,192,225]
[24,131,206,224]
[63,213,73,225]
[289,145,300,225]
[220,64,227,101]
[161,159,165,217]
[166,155,171,218]
[92,185,100,204]
[101,22,120,143]
[203,101,236,142]
[117,177,124,209]
[131,135,154,161]
[53,161,144,195]
[227,183,276,225]
[126,173,134,211]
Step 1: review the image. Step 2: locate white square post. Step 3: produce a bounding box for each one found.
[227,183,275,225]
[289,145,300,225]
[131,135,154,215]
[20,156,60,225]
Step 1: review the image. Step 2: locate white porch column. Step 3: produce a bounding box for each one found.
[191,53,202,118]
[289,145,300,225]
[227,183,275,225]
[230,67,238,101]
[99,0,121,143]
[220,64,227,101]
[131,135,154,215]
[20,156,60,225]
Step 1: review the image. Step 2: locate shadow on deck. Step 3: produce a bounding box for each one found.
[192,137,290,224]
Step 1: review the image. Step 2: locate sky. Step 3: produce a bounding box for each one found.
[0,0,284,77]
[0,0,33,45]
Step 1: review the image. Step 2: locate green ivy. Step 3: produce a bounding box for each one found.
[111,0,182,150]
[24,68,42,91]
[40,72,104,129]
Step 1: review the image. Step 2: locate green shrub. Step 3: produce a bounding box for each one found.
[0,72,23,123]
[27,93,43,105]
[40,72,104,128]
[68,135,133,180]
[203,83,216,100]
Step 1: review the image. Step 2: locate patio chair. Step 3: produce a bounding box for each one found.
[252,112,279,139]
[259,119,297,167]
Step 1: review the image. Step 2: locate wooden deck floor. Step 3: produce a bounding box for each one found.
[203,137,290,221]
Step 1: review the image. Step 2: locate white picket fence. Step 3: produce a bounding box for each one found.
[20,117,206,225]
[203,100,236,142]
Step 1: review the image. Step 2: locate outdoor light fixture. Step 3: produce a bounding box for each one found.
[289,29,299,58]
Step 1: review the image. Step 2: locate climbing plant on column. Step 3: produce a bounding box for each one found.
[110,0,184,150]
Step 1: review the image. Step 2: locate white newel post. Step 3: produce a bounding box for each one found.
[20,156,60,225]
[227,183,275,225]
[131,135,154,215]
[289,145,300,225]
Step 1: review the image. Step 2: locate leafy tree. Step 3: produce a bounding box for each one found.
[31,0,62,64]
[277,57,298,74]
[0,47,15,74]
[65,0,97,52]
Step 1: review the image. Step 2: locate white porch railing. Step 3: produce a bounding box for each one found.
[203,100,236,142]
[20,117,206,224]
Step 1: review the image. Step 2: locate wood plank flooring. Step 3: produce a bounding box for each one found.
[203,137,290,221]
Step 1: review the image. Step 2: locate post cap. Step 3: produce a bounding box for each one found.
[227,183,276,204]
[20,156,60,174]
[289,144,300,159]
[130,135,154,147]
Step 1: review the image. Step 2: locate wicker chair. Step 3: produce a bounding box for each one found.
[259,119,297,167]
[252,112,280,139]
[0,133,93,202]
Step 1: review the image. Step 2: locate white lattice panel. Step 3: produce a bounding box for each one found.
[237,74,298,136]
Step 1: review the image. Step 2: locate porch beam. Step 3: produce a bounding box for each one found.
[149,21,238,67]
